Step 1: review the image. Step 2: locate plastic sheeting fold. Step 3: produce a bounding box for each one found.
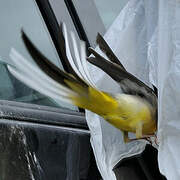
[158,1,180,180]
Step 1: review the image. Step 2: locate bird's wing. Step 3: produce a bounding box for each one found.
[87,47,157,107]
[87,47,152,92]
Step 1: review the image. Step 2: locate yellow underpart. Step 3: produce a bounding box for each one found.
[65,80,119,116]
[65,80,156,135]
[106,95,156,134]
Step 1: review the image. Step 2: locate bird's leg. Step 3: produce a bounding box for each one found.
[122,130,148,143]
[122,131,147,143]
[123,131,131,143]
[135,122,153,144]
[135,121,143,139]
[122,122,156,144]
[123,122,152,144]
[124,136,153,144]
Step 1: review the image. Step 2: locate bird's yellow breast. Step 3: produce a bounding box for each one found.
[66,82,156,135]
[104,94,156,134]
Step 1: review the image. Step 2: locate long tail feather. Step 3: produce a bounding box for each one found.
[69,31,96,87]
[58,23,82,81]
[70,31,87,80]
[79,40,96,86]
[62,23,96,87]
[62,24,85,81]
[96,33,125,69]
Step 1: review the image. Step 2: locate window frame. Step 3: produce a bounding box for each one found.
[35,0,92,70]
[34,0,96,112]
[35,0,71,72]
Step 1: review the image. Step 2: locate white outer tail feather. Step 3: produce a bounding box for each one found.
[79,40,96,87]
[62,23,84,80]
[7,65,72,104]
[70,31,86,80]
[10,48,72,94]
[62,23,96,87]
[8,48,75,104]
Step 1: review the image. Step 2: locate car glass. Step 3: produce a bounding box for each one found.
[0,0,78,111]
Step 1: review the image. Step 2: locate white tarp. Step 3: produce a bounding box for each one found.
[86,0,180,179]
[158,0,180,179]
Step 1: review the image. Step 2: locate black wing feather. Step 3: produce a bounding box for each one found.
[87,47,157,107]
[21,30,87,88]
[96,33,125,70]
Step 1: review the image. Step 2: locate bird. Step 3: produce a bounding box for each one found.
[6,22,157,143]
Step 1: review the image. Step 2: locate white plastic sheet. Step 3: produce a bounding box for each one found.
[86,0,158,179]
[87,0,180,179]
[158,1,180,179]
[87,0,180,180]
